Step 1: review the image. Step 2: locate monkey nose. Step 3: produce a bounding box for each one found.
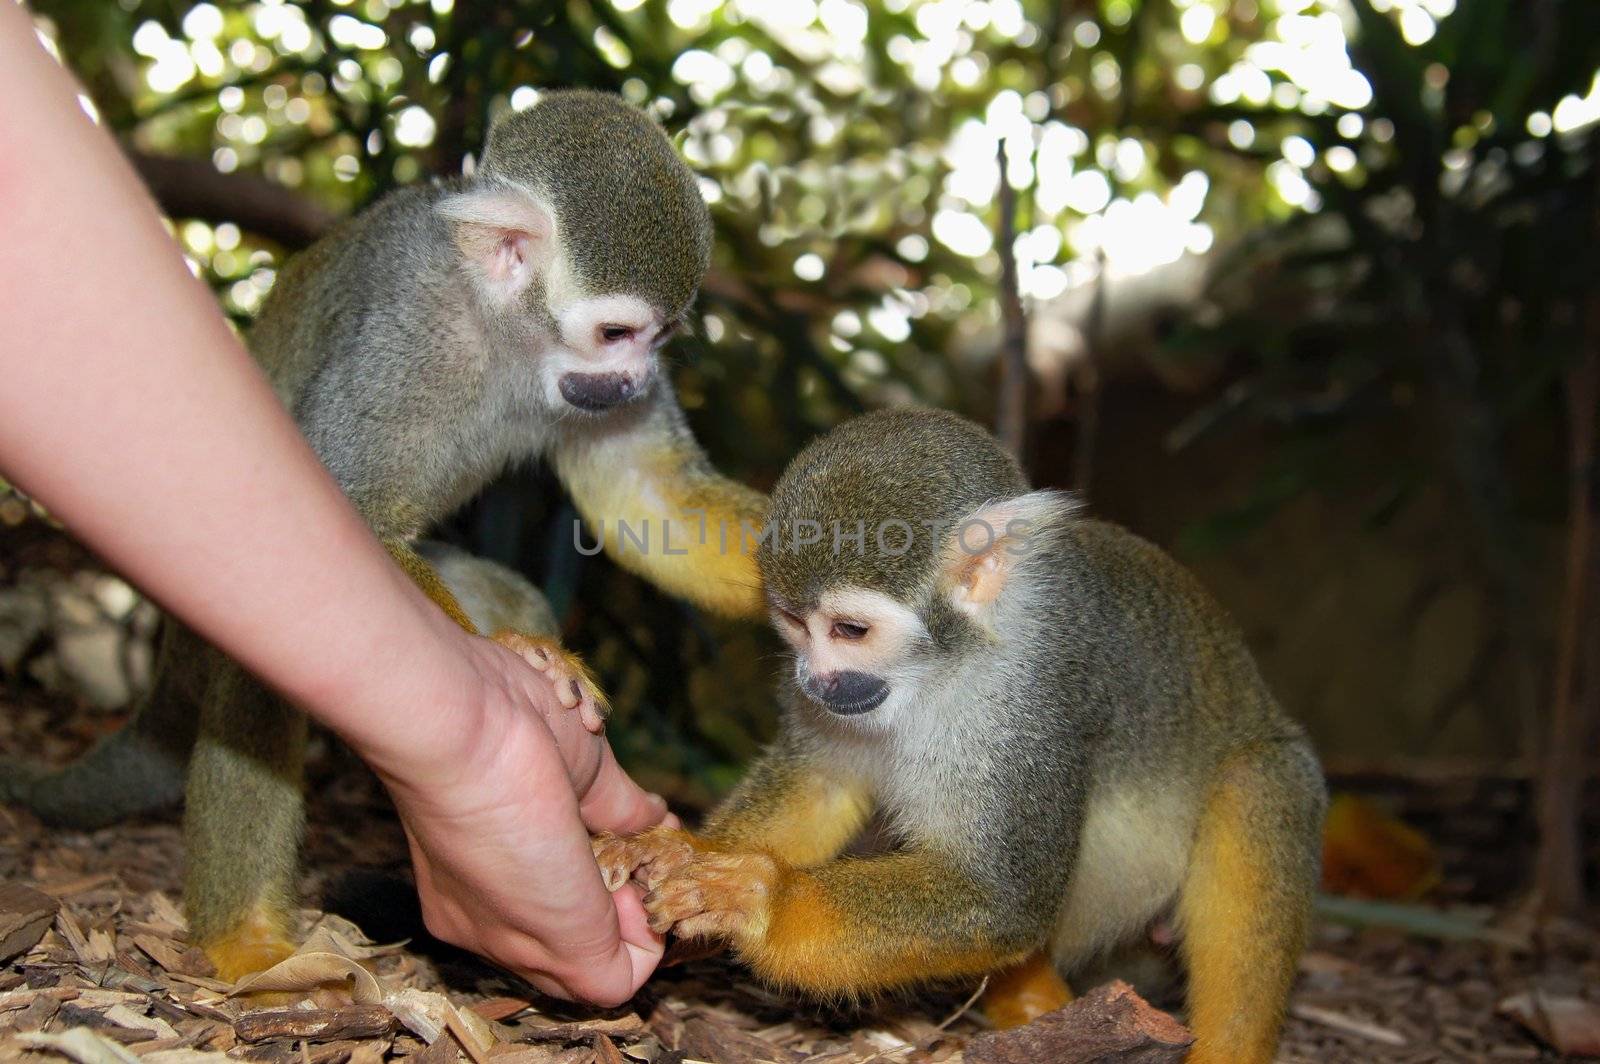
[805,671,889,715]
[558,371,639,411]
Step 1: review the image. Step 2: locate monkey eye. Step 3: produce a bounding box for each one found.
[831,620,870,641]
[598,324,636,344]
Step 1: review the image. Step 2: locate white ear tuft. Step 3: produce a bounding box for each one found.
[941,490,1080,617]
[437,183,552,301]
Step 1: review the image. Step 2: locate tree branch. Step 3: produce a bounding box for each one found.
[126,149,337,250]
[1534,296,1600,917]
[995,141,1030,468]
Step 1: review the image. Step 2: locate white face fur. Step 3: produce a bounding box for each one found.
[770,586,934,728]
[542,291,678,412]
[763,491,1075,730]
[439,181,681,416]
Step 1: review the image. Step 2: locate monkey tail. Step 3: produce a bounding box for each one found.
[1,623,205,828]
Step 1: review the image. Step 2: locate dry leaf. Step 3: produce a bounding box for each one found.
[230,951,383,1003]
[228,914,405,1002]
[679,1015,803,1063]
[388,987,499,1057]
[1498,990,1600,1055]
[298,914,402,961]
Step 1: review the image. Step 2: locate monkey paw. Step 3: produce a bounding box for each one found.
[592,826,705,893]
[494,631,608,734]
[200,909,300,995]
[641,849,781,942]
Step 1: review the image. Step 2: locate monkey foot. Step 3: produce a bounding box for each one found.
[200,912,300,1003]
[981,951,1074,1028]
[494,631,608,733]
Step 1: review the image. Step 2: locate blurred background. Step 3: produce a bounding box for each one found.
[1,0,1596,924]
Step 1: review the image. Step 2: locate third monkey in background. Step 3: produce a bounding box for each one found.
[597,407,1326,1064]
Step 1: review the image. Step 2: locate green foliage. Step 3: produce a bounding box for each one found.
[1171,1,1599,561]
[27,0,1599,785]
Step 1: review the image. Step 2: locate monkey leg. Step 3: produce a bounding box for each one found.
[598,830,1030,998]
[1176,741,1324,1064]
[415,540,558,637]
[184,664,307,983]
[981,951,1074,1028]
[395,542,606,728]
[1,622,211,828]
[384,540,476,631]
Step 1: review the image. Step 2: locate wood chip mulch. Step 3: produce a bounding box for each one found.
[3,685,1598,1061]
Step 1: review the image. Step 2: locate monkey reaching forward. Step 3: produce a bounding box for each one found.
[595,408,1325,1064]
[3,90,765,981]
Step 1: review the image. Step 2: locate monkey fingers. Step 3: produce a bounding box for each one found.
[642,850,781,941]
[493,631,608,733]
[591,825,705,893]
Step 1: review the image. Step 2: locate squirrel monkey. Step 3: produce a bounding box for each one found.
[595,408,1325,1064]
[2,90,764,981]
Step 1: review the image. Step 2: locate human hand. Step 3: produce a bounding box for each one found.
[361,631,673,1005]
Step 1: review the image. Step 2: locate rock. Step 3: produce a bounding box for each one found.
[0,583,48,674]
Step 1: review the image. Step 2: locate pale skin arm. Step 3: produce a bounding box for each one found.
[0,3,664,1007]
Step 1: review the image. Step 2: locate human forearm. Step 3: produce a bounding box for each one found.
[0,9,676,1002]
[0,4,470,767]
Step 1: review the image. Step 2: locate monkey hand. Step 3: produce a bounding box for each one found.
[493,631,608,734]
[593,828,780,944]
[593,825,702,891]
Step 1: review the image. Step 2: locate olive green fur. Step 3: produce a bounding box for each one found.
[483,90,711,316]
[759,408,1027,609]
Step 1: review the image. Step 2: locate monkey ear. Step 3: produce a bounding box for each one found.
[941,491,1079,617]
[436,184,553,301]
